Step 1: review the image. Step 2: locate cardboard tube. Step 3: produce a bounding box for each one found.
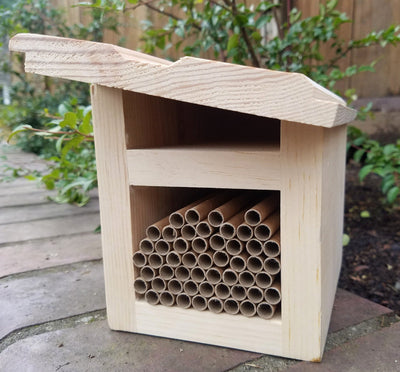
[168,278,183,295]
[226,239,244,255]
[208,297,224,313]
[245,239,263,256]
[191,267,206,283]
[181,224,196,241]
[257,302,276,319]
[132,251,147,268]
[145,290,159,305]
[231,285,247,301]
[238,271,256,288]
[140,266,157,281]
[134,278,149,294]
[175,266,190,281]
[205,267,223,284]
[196,220,214,238]
[192,237,209,254]
[192,295,208,311]
[199,281,215,298]
[183,280,199,296]
[247,256,264,273]
[229,253,249,272]
[166,251,181,267]
[148,253,164,269]
[237,223,253,242]
[254,210,280,241]
[146,215,170,241]
[182,251,198,268]
[155,239,171,256]
[173,237,190,254]
[176,293,191,309]
[139,238,154,254]
[264,257,281,275]
[244,193,280,226]
[162,225,178,242]
[213,251,229,267]
[224,298,240,315]
[264,282,281,305]
[247,286,264,304]
[222,269,239,286]
[263,230,281,257]
[159,265,175,280]
[255,272,274,289]
[219,209,246,239]
[215,282,230,300]
[169,196,209,229]
[160,291,175,307]
[239,300,257,317]
[209,234,226,251]
[198,252,213,270]
[151,276,166,292]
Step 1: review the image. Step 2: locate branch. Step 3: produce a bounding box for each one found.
[26,127,94,139]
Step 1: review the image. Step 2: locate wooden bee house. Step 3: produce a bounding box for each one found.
[10,33,357,362]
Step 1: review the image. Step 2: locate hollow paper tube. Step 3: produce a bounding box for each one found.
[237,223,253,242]
[257,302,276,319]
[244,193,280,226]
[192,295,208,311]
[239,300,257,317]
[132,251,147,268]
[175,266,190,281]
[199,281,215,298]
[222,269,239,286]
[238,270,256,288]
[247,255,264,273]
[181,224,196,241]
[231,285,247,301]
[263,230,281,258]
[209,234,226,251]
[226,239,244,256]
[213,251,230,268]
[205,267,223,284]
[254,210,280,241]
[185,192,233,225]
[148,253,164,269]
[133,277,149,294]
[245,239,263,256]
[219,209,246,239]
[140,266,157,282]
[168,278,183,295]
[151,276,167,292]
[198,252,213,270]
[145,290,159,305]
[264,257,281,275]
[255,272,274,289]
[160,291,175,307]
[229,253,249,272]
[155,239,171,256]
[208,297,224,314]
[191,267,206,283]
[176,293,192,309]
[169,196,210,229]
[196,220,215,238]
[162,225,178,242]
[139,238,154,254]
[166,251,181,267]
[264,282,281,305]
[159,265,175,280]
[215,282,230,300]
[183,280,199,296]
[224,298,240,315]
[247,286,264,304]
[182,251,198,268]
[146,215,170,241]
[173,237,190,254]
[192,237,209,254]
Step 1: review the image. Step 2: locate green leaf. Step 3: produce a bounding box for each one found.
[387,186,400,204]
[227,33,239,52]
[60,112,77,129]
[353,149,365,163]
[342,233,350,246]
[79,112,93,135]
[360,210,370,218]
[7,125,33,143]
[359,164,374,182]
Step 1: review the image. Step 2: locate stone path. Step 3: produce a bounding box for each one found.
[0,144,399,371]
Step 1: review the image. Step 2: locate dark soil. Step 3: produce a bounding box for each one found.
[340,161,400,315]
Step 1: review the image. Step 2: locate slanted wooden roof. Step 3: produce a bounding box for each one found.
[9,33,356,127]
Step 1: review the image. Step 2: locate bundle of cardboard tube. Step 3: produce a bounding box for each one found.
[133,191,281,319]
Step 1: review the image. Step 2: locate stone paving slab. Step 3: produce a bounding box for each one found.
[0,261,105,339]
[0,233,102,278]
[0,190,56,208]
[0,182,46,196]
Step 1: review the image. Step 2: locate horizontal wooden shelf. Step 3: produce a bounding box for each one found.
[126,143,281,189]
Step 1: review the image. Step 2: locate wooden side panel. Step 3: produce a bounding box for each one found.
[91,85,136,331]
[280,121,323,361]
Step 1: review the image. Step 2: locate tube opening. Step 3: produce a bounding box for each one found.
[160,291,175,306]
[140,266,156,281]
[246,239,263,256]
[237,224,253,241]
[192,295,207,311]
[208,297,223,313]
[139,238,154,254]
[133,251,147,268]
[155,240,171,256]
[255,272,273,289]
[230,256,246,272]
[145,290,159,305]
[182,252,198,268]
[168,279,183,294]
[254,224,271,241]
[166,252,181,267]
[244,210,261,226]
[206,268,222,284]
[220,223,235,239]
[134,278,148,294]
[238,271,255,287]
[264,258,281,275]
[239,300,256,317]
[231,285,246,301]
[199,281,215,298]
[173,237,189,254]
[191,267,206,282]
[263,241,280,257]
[247,287,264,303]
[151,277,166,292]
[146,226,161,241]
[198,253,213,269]
[169,212,184,229]
[215,282,230,299]
[162,226,177,242]
[209,234,226,251]
[226,239,243,255]
[213,251,229,267]
[224,299,240,314]
[192,237,208,253]
[181,224,196,240]
[183,280,198,296]
[265,287,281,305]
[175,266,190,281]
[185,209,200,225]
[196,222,212,238]
[247,256,264,273]
[257,302,275,319]
[208,211,224,227]
[148,253,163,269]
[159,265,174,280]
[222,269,238,286]
[176,293,191,309]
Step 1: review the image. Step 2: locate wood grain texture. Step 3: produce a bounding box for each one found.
[9,33,356,127]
